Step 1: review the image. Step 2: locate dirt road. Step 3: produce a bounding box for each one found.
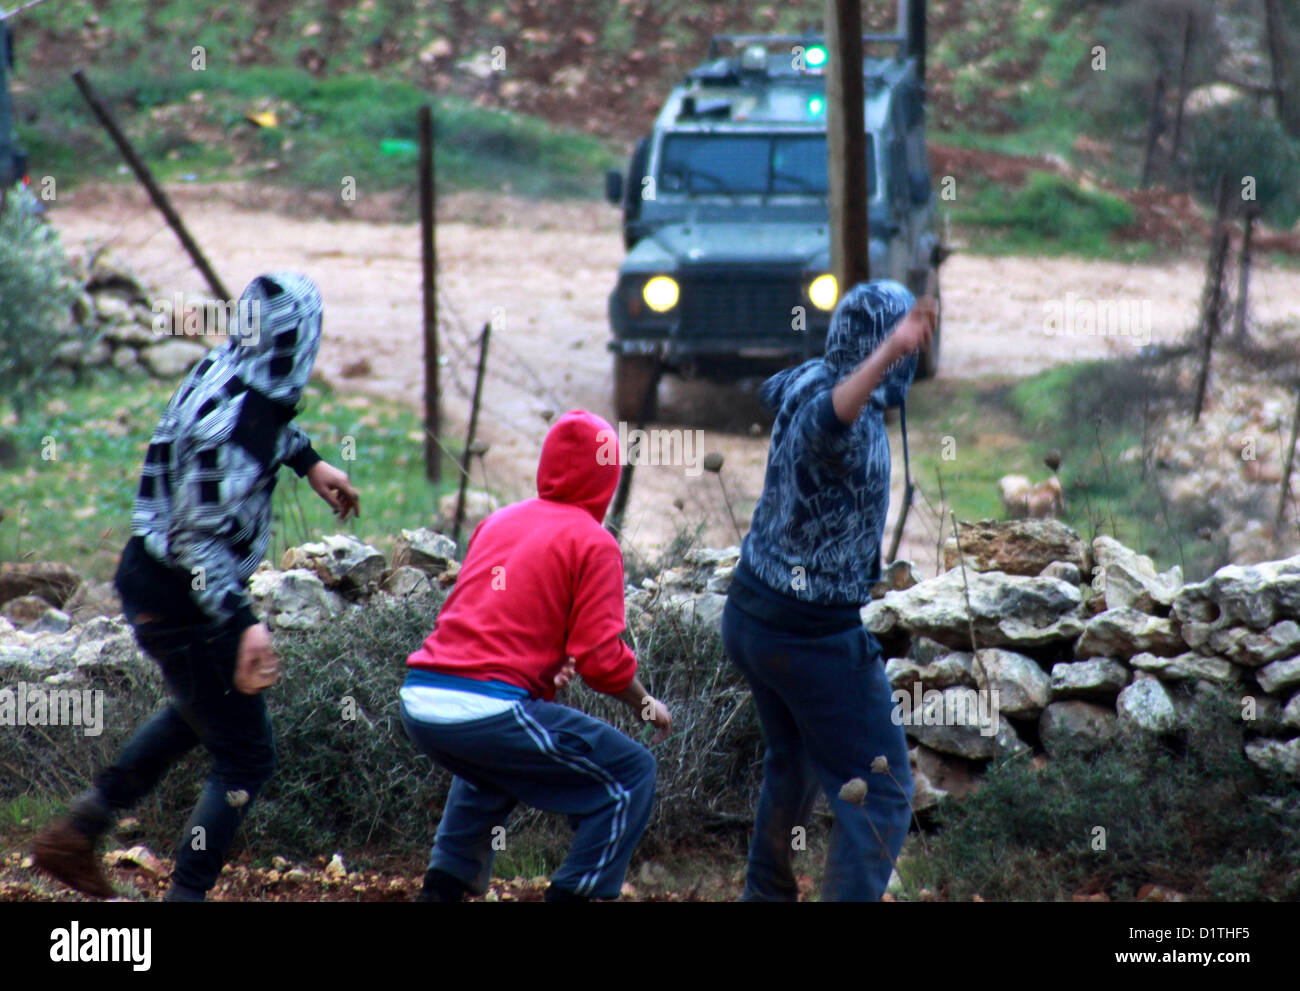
[48,184,1300,573]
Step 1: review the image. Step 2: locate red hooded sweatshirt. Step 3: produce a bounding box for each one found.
[406,410,636,700]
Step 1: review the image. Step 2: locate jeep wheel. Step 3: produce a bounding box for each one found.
[613,353,661,423]
[916,267,941,380]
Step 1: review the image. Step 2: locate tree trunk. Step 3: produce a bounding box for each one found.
[1265,0,1300,137]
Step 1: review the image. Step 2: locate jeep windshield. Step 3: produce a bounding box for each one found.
[657,132,876,198]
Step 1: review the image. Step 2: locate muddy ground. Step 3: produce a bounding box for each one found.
[47,183,1300,573]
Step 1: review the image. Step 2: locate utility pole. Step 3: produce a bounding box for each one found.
[824,0,870,290]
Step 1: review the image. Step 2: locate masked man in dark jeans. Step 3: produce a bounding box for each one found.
[33,272,360,901]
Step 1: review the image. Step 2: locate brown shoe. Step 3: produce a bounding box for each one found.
[32,818,116,899]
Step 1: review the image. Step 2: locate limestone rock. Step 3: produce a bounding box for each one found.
[380,566,435,597]
[1281,692,1300,730]
[912,744,978,800]
[885,650,976,692]
[63,581,123,624]
[248,569,345,631]
[663,592,726,634]
[864,569,1084,650]
[1203,621,1300,668]
[897,686,1029,760]
[1092,535,1182,613]
[1116,678,1179,734]
[1075,608,1184,659]
[0,561,82,608]
[1173,555,1300,649]
[1129,651,1241,686]
[1040,560,1082,585]
[281,534,386,597]
[1256,656,1300,695]
[1050,657,1131,700]
[1039,700,1118,755]
[1244,737,1300,780]
[942,518,1087,577]
[2,595,56,627]
[140,339,209,378]
[970,648,1052,718]
[390,528,458,577]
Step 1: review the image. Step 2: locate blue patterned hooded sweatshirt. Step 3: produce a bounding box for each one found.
[739,279,916,607]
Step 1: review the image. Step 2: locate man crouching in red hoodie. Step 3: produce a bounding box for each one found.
[400,409,672,902]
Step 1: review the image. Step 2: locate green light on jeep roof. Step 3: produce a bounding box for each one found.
[805,45,827,68]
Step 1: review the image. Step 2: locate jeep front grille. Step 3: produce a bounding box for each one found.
[676,266,807,338]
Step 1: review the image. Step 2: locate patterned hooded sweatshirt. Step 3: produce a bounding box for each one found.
[115,272,325,631]
[738,279,917,608]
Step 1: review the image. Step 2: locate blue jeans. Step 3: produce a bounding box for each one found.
[721,598,913,901]
[95,613,276,894]
[401,697,656,899]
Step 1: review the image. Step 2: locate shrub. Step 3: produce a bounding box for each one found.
[904,687,1300,901]
[0,187,81,421]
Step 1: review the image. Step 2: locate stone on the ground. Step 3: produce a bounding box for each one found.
[1050,657,1131,700]
[1092,535,1182,613]
[140,339,209,378]
[1040,560,1082,585]
[1281,692,1300,730]
[1075,608,1184,659]
[864,568,1084,650]
[1039,700,1118,755]
[942,518,1087,577]
[30,609,72,635]
[0,561,82,608]
[912,744,978,800]
[1256,656,1300,695]
[1128,651,1241,685]
[390,528,458,577]
[63,580,123,624]
[1173,554,1300,649]
[1116,677,1179,734]
[970,647,1052,718]
[281,534,386,597]
[1244,737,1300,780]
[885,651,976,692]
[898,686,1029,760]
[1202,620,1300,667]
[380,566,434,597]
[662,592,726,634]
[2,595,56,627]
[248,569,345,631]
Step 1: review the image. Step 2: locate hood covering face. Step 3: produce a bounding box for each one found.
[536,409,621,522]
[226,272,323,407]
[760,279,916,416]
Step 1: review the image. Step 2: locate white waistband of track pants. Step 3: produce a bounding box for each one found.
[400,684,516,724]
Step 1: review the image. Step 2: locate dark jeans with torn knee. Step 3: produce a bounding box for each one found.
[94,610,277,894]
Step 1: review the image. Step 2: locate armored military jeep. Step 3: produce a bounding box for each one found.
[605,19,942,422]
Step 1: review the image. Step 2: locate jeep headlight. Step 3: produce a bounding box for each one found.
[643,275,680,313]
[809,273,837,311]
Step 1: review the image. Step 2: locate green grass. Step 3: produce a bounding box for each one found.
[19,64,620,201]
[906,359,1225,580]
[0,368,460,582]
[950,172,1150,260]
